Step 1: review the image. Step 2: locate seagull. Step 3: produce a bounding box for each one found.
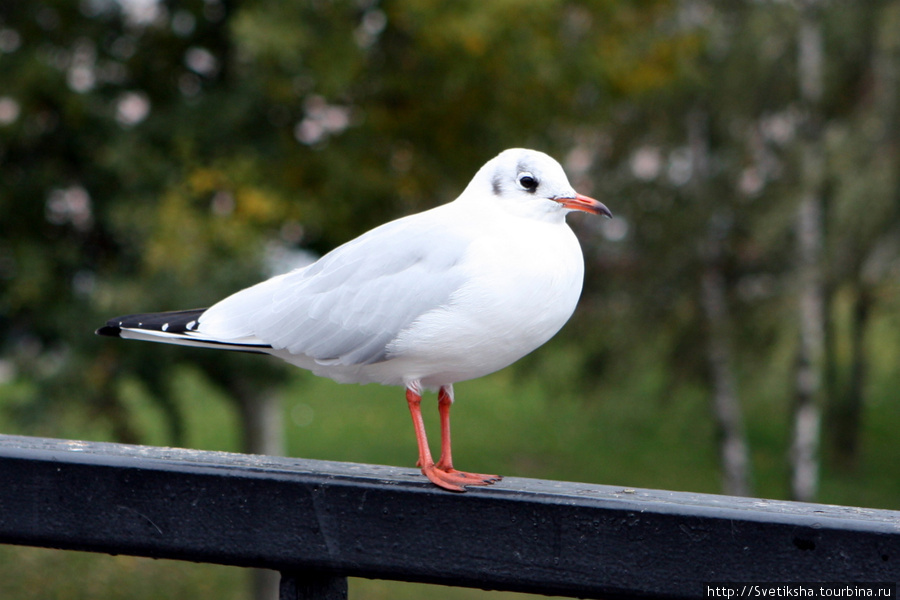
[97,148,612,492]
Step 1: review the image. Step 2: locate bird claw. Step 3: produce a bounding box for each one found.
[420,463,502,492]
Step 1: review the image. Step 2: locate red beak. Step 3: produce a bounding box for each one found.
[556,193,612,218]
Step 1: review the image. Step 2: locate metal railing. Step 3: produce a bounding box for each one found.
[0,434,897,599]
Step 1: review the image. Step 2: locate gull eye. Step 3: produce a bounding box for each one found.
[517,172,538,193]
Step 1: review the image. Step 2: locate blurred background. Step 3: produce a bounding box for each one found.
[1,0,899,598]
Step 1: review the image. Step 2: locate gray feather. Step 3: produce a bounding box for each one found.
[198,211,468,366]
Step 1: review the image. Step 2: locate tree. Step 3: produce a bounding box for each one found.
[790,0,827,503]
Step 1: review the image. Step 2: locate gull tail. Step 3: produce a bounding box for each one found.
[96,309,271,354]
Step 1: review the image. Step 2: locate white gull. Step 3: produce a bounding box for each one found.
[97,148,612,491]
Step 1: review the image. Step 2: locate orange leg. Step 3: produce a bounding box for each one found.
[435,385,501,484]
[435,385,456,471]
[405,382,501,492]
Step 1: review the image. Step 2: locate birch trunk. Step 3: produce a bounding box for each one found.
[690,109,752,496]
[790,0,826,503]
[701,244,752,497]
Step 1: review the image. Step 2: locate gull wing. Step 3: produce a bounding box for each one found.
[197,213,469,366]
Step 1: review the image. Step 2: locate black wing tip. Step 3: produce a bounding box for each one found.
[95,309,207,337]
[96,325,122,337]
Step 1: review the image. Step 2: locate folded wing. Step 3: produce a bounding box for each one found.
[195,216,469,366]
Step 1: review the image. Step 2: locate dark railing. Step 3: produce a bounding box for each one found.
[0,434,898,599]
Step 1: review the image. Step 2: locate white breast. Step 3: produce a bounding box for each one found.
[377,211,585,387]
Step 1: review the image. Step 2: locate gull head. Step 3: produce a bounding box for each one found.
[462,148,612,221]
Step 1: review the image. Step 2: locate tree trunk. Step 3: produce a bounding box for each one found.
[238,388,286,458]
[701,250,752,497]
[839,285,871,468]
[790,0,826,503]
[234,382,285,600]
[689,107,752,497]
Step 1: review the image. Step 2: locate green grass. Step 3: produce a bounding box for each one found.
[280,368,722,494]
[0,547,244,600]
[1,347,899,599]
